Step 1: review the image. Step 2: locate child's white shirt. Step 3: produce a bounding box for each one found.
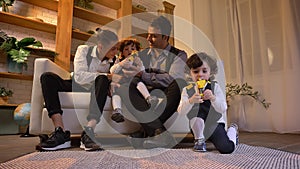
[177,82,227,124]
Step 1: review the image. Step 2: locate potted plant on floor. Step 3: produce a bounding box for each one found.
[0,0,15,12]
[226,82,271,109]
[0,36,43,73]
[0,86,13,104]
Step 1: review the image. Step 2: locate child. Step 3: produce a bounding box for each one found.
[177,52,238,154]
[110,39,158,123]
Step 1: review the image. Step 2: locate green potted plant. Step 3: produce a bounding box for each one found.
[226,82,271,109]
[0,87,13,104]
[0,36,43,73]
[0,0,15,12]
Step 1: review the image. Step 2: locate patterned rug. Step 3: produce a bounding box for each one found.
[1,144,299,169]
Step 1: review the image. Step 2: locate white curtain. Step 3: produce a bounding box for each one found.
[210,0,300,133]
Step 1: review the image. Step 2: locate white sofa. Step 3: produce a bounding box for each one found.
[29,58,190,136]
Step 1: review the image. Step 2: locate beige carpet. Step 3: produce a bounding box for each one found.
[1,144,299,169]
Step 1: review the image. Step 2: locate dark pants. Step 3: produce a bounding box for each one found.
[117,76,186,137]
[207,123,235,154]
[40,72,110,123]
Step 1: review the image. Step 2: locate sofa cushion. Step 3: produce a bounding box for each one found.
[58,92,112,111]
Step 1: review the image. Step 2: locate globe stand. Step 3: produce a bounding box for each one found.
[20,126,35,137]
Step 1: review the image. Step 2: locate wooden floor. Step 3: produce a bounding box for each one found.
[1,132,300,163]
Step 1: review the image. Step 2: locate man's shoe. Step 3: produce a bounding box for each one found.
[193,139,206,152]
[143,128,177,149]
[127,129,147,149]
[111,108,125,123]
[146,96,159,109]
[80,126,102,151]
[38,127,71,151]
[230,123,239,146]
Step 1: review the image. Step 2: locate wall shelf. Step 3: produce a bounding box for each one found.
[0,12,56,34]
[18,0,58,11]
[0,72,33,81]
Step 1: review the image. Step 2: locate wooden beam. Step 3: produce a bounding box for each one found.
[55,0,73,71]
[117,0,132,39]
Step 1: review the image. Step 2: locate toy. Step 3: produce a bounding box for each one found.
[196,79,210,97]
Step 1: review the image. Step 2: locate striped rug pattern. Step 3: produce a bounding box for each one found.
[1,144,299,169]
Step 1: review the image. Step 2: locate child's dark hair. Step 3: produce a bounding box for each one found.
[150,16,171,37]
[187,52,218,80]
[119,39,141,52]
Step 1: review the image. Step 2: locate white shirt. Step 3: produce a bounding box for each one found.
[177,82,227,124]
[73,45,114,90]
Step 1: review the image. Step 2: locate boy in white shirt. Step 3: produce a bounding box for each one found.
[177,52,238,153]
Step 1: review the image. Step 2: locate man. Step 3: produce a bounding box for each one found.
[120,16,187,148]
[38,29,119,151]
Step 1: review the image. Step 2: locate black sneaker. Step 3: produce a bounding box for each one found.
[80,126,102,151]
[193,139,206,152]
[38,127,71,151]
[111,108,125,123]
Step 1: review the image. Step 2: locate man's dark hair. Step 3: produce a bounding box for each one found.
[96,28,118,46]
[150,16,171,36]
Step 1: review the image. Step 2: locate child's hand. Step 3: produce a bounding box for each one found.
[189,85,204,104]
[202,89,216,101]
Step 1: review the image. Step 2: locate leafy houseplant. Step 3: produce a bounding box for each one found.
[0,36,42,73]
[0,0,15,12]
[226,83,271,109]
[74,0,94,10]
[0,87,13,104]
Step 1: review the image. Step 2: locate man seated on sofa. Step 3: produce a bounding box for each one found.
[117,16,188,148]
[37,28,119,151]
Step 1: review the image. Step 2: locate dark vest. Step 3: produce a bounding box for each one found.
[186,81,221,122]
[138,46,181,72]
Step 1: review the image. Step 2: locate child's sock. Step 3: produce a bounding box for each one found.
[227,124,238,147]
[112,95,121,113]
[190,117,205,140]
[136,82,150,99]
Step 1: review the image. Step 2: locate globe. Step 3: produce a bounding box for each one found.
[14,103,31,126]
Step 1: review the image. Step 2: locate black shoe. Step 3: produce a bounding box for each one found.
[127,129,147,149]
[80,126,102,151]
[143,128,177,149]
[111,108,125,123]
[38,127,71,151]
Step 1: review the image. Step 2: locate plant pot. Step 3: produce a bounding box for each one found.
[7,57,24,74]
[0,96,9,104]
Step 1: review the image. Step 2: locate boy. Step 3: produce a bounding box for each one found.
[177,52,238,154]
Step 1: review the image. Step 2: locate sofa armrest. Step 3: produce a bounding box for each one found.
[30,58,71,134]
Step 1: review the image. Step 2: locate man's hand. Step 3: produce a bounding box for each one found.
[108,73,123,83]
[123,69,140,78]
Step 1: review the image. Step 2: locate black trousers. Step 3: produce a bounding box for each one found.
[40,72,110,123]
[116,76,186,137]
[207,123,235,154]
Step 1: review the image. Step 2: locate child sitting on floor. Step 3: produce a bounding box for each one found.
[177,52,238,154]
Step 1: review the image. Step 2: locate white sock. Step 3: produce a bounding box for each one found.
[227,126,237,146]
[190,117,205,140]
[112,95,121,113]
[136,82,150,99]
